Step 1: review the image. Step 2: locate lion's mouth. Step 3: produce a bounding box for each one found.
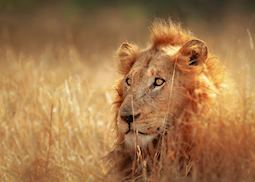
[125,129,148,135]
[124,120,150,135]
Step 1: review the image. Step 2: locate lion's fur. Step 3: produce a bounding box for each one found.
[151,20,193,47]
[106,20,230,181]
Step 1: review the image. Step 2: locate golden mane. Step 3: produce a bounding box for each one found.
[151,20,226,88]
[150,20,193,47]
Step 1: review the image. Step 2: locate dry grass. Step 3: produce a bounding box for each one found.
[0,47,116,181]
[0,11,255,181]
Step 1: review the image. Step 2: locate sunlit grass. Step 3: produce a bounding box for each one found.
[0,48,116,181]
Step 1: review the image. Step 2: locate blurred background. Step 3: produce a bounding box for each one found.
[0,0,254,55]
[0,0,254,83]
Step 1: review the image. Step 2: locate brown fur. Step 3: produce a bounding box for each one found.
[151,20,193,47]
[106,20,228,181]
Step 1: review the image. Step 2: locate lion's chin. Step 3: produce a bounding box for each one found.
[124,131,156,150]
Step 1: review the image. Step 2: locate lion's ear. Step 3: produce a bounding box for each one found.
[117,42,139,75]
[178,39,208,67]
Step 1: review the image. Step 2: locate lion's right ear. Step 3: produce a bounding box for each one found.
[117,42,139,75]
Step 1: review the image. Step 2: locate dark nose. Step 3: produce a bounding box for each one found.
[121,113,141,124]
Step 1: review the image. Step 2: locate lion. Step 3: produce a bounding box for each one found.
[106,20,229,181]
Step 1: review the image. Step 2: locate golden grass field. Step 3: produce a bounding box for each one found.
[0,10,255,181]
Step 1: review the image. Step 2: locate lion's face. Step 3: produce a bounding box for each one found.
[116,40,208,149]
[118,51,185,147]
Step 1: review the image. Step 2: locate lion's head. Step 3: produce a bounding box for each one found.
[113,21,224,152]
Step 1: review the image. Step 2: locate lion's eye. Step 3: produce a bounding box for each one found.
[154,77,165,87]
[125,77,131,86]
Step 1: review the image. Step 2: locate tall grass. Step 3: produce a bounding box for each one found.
[0,47,116,181]
[0,10,255,181]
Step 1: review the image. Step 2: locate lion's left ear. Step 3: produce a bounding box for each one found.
[178,39,208,67]
[117,42,139,75]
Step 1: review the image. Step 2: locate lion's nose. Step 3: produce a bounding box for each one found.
[121,113,141,124]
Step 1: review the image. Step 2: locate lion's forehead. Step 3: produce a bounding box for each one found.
[130,50,174,79]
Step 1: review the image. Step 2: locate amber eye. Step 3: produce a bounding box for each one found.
[125,77,131,86]
[153,77,165,87]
